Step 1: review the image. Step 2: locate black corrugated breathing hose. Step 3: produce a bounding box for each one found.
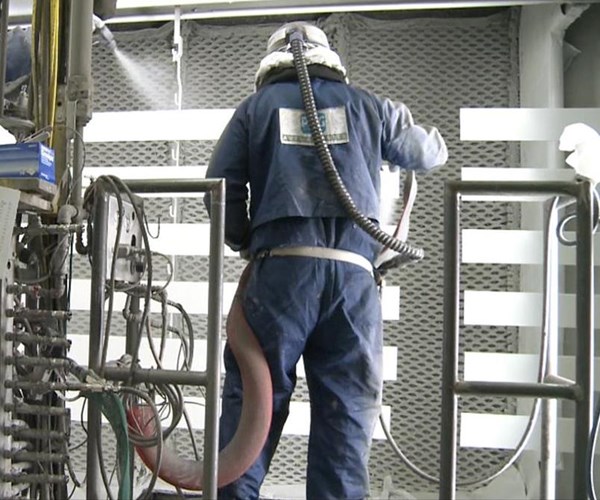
[288,32,424,262]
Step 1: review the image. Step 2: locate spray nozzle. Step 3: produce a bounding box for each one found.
[93,15,117,53]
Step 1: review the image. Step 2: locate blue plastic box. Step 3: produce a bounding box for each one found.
[0,143,56,184]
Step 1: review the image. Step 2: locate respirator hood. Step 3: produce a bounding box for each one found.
[255,45,347,89]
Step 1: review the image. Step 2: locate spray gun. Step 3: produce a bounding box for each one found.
[93,15,117,52]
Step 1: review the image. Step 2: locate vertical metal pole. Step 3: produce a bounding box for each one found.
[0,0,10,116]
[573,180,594,500]
[68,0,93,217]
[87,191,109,500]
[203,179,225,499]
[125,294,140,493]
[72,123,86,218]
[439,182,460,500]
[540,199,559,499]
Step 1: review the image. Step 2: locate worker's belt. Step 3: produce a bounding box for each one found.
[255,246,373,275]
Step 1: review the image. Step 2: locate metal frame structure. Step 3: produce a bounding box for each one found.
[439,180,595,500]
[86,178,226,500]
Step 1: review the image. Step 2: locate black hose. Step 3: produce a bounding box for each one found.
[289,34,424,262]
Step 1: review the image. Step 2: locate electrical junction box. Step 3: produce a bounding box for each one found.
[0,143,56,184]
[106,193,145,284]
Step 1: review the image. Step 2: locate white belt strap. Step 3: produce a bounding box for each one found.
[258,246,373,274]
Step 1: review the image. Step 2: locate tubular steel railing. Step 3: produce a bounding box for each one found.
[87,178,225,500]
[439,180,595,500]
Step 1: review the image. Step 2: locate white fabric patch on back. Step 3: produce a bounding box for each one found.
[279,107,349,146]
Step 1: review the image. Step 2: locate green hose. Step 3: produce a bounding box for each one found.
[88,392,133,500]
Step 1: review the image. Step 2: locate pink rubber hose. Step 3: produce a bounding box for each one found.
[126,265,273,490]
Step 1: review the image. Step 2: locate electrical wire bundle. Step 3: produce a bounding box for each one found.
[80,175,201,499]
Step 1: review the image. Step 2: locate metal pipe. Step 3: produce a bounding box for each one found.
[67,0,93,123]
[0,473,68,484]
[103,365,207,386]
[5,380,101,392]
[7,451,67,462]
[5,403,68,416]
[68,0,93,217]
[125,293,140,491]
[6,309,71,320]
[72,123,86,221]
[0,0,10,115]
[442,180,580,198]
[123,177,225,497]
[454,381,581,400]
[125,178,227,194]
[4,333,70,347]
[204,179,225,499]
[5,428,66,440]
[87,189,109,500]
[15,223,82,236]
[573,180,594,500]
[540,198,560,500]
[439,181,460,500]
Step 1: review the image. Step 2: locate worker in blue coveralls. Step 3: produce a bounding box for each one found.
[205,22,448,500]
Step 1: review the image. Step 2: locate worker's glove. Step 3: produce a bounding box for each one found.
[239,249,251,261]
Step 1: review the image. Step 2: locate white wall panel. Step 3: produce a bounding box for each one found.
[464,290,600,328]
[69,280,400,320]
[461,167,576,182]
[67,395,392,440]
[463,229,600,265]
[84,110,235,142]
[465,352,600,385]
[460,108,600,141]
[462,229,541,265]
[67,334,398,382]
[460,413,576,452]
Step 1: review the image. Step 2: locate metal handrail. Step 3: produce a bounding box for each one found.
[439,180,594,500]
[87,178,225,499]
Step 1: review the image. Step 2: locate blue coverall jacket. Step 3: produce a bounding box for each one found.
[206,66,447,500]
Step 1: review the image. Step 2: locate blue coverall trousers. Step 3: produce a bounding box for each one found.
[218,255,383,500]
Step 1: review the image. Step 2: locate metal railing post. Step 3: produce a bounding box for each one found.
[573,180,594,500]
[439,181,461,499]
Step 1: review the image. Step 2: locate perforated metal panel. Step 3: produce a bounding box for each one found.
[74,8,522,495]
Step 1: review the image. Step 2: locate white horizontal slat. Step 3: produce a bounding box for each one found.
[70,279,234,315]
[146,224,237,257]
[282,401,391,440]
[67,395,392,440]
[462,229,600,265]
[67,334,398,381]
[84,109,235,142]
[69,279,401,320]
[461,167,575,182]
[462,229,541,265]
[464,290,600,328]
[460,166,577,202]
[465,352,600,385]
[460,108,600,141]
[460,413,578,452]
